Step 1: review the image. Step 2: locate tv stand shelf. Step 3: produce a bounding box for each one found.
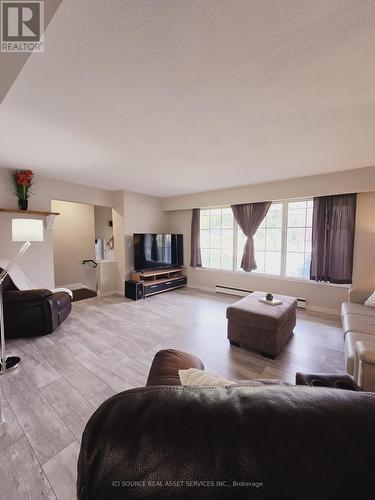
[131,267,187,297]
[135,267,183,278]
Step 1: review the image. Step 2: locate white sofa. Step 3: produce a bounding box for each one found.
[342,289,375,391]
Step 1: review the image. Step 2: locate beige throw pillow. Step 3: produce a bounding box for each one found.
[179,368,236,386]
[364,292,375,308]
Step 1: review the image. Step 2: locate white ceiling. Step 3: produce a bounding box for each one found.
[1,0,375,197]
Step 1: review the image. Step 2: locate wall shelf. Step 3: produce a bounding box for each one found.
[0,208,60,230]
[0,209,60,216]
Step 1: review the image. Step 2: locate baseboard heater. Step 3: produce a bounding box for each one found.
[215,285,306,310]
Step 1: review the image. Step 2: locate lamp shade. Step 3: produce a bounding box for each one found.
[12,219,44,242]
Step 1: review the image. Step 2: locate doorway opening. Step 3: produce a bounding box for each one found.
[51,200,118,301]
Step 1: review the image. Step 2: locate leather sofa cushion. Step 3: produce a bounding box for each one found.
[343,314,375,337]
[341,302,375,319]
[226,291,297,331]
[77,385,375,500]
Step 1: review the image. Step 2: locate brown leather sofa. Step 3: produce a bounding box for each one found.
[1,268,71,338]
[78,349,375,499]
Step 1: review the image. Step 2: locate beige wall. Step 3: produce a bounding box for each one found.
[0,167,116,288]
[113,191,126,290]
[164,166,375,210]
[169,191,375,315]
[123,190,170,278]
[352,192,375,290]
[51,200,96,287]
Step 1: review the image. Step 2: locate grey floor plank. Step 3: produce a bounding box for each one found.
[0,393,24,453]
[40,378,94,419]
[14,340,62,389]
[2,367,75,465]
[31,342,108,399]
[0,436,56,500]
[77,349,135,393]
[43,441,80,500]
[41,378,95,441]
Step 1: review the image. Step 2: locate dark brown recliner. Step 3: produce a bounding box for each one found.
[77,349,375,500]
[0,268,71,338]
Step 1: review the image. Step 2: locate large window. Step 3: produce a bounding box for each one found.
[200,199,312,279]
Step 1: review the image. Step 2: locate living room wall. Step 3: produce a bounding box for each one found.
[123,190,170,279]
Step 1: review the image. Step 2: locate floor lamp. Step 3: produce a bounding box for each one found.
[0,218,44,374]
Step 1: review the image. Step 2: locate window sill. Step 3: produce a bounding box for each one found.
[192,267,351,289]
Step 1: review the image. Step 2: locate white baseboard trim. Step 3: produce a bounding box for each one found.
[187,284,340,317]
[186,284,214,294]
[307,305,340,317]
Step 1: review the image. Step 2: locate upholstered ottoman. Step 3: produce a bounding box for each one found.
[226,291,297,358]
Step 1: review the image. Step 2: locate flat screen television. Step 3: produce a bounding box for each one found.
[133,233,183,271]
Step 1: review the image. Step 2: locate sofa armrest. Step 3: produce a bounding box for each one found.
[3,289,53,304]
[146,349,204,386]
[348,289,373,304]
[354,341,375,392]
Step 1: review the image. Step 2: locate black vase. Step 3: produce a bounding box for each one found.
[18,199,28,210]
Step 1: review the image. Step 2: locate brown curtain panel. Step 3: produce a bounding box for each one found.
[231,202,271,272]
[310,193,357,284]
[190,208,202,267]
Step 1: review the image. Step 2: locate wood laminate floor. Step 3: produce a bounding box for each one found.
[0,288,344,499]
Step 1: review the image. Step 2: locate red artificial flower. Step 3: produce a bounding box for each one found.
[15,170,33,186]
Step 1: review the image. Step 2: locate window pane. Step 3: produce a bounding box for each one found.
[210,229,221,248]
[209,249,220,269]
[288,209,306,227]
[266,228,282,251]
[266,204,282,227]
[305,227,312,252]
[254,251,265,273]
[210,209,221,229]
[287,227,306,252]
[221,229,233,249]
[237,251,244,271]
[200,229,210,248]
[306,207,313,227]
[265,252,281,275]
[221,249,233,270]
[253,228,265,251]
[200,210,210,229]
[289,201,306,210]
[200,207,234,271]
[304,253,312,278]
[237,228,247,248]
[221,208,233,229]
[286,199,313,278]
[201,248,209,267]
[286,252,305,277]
